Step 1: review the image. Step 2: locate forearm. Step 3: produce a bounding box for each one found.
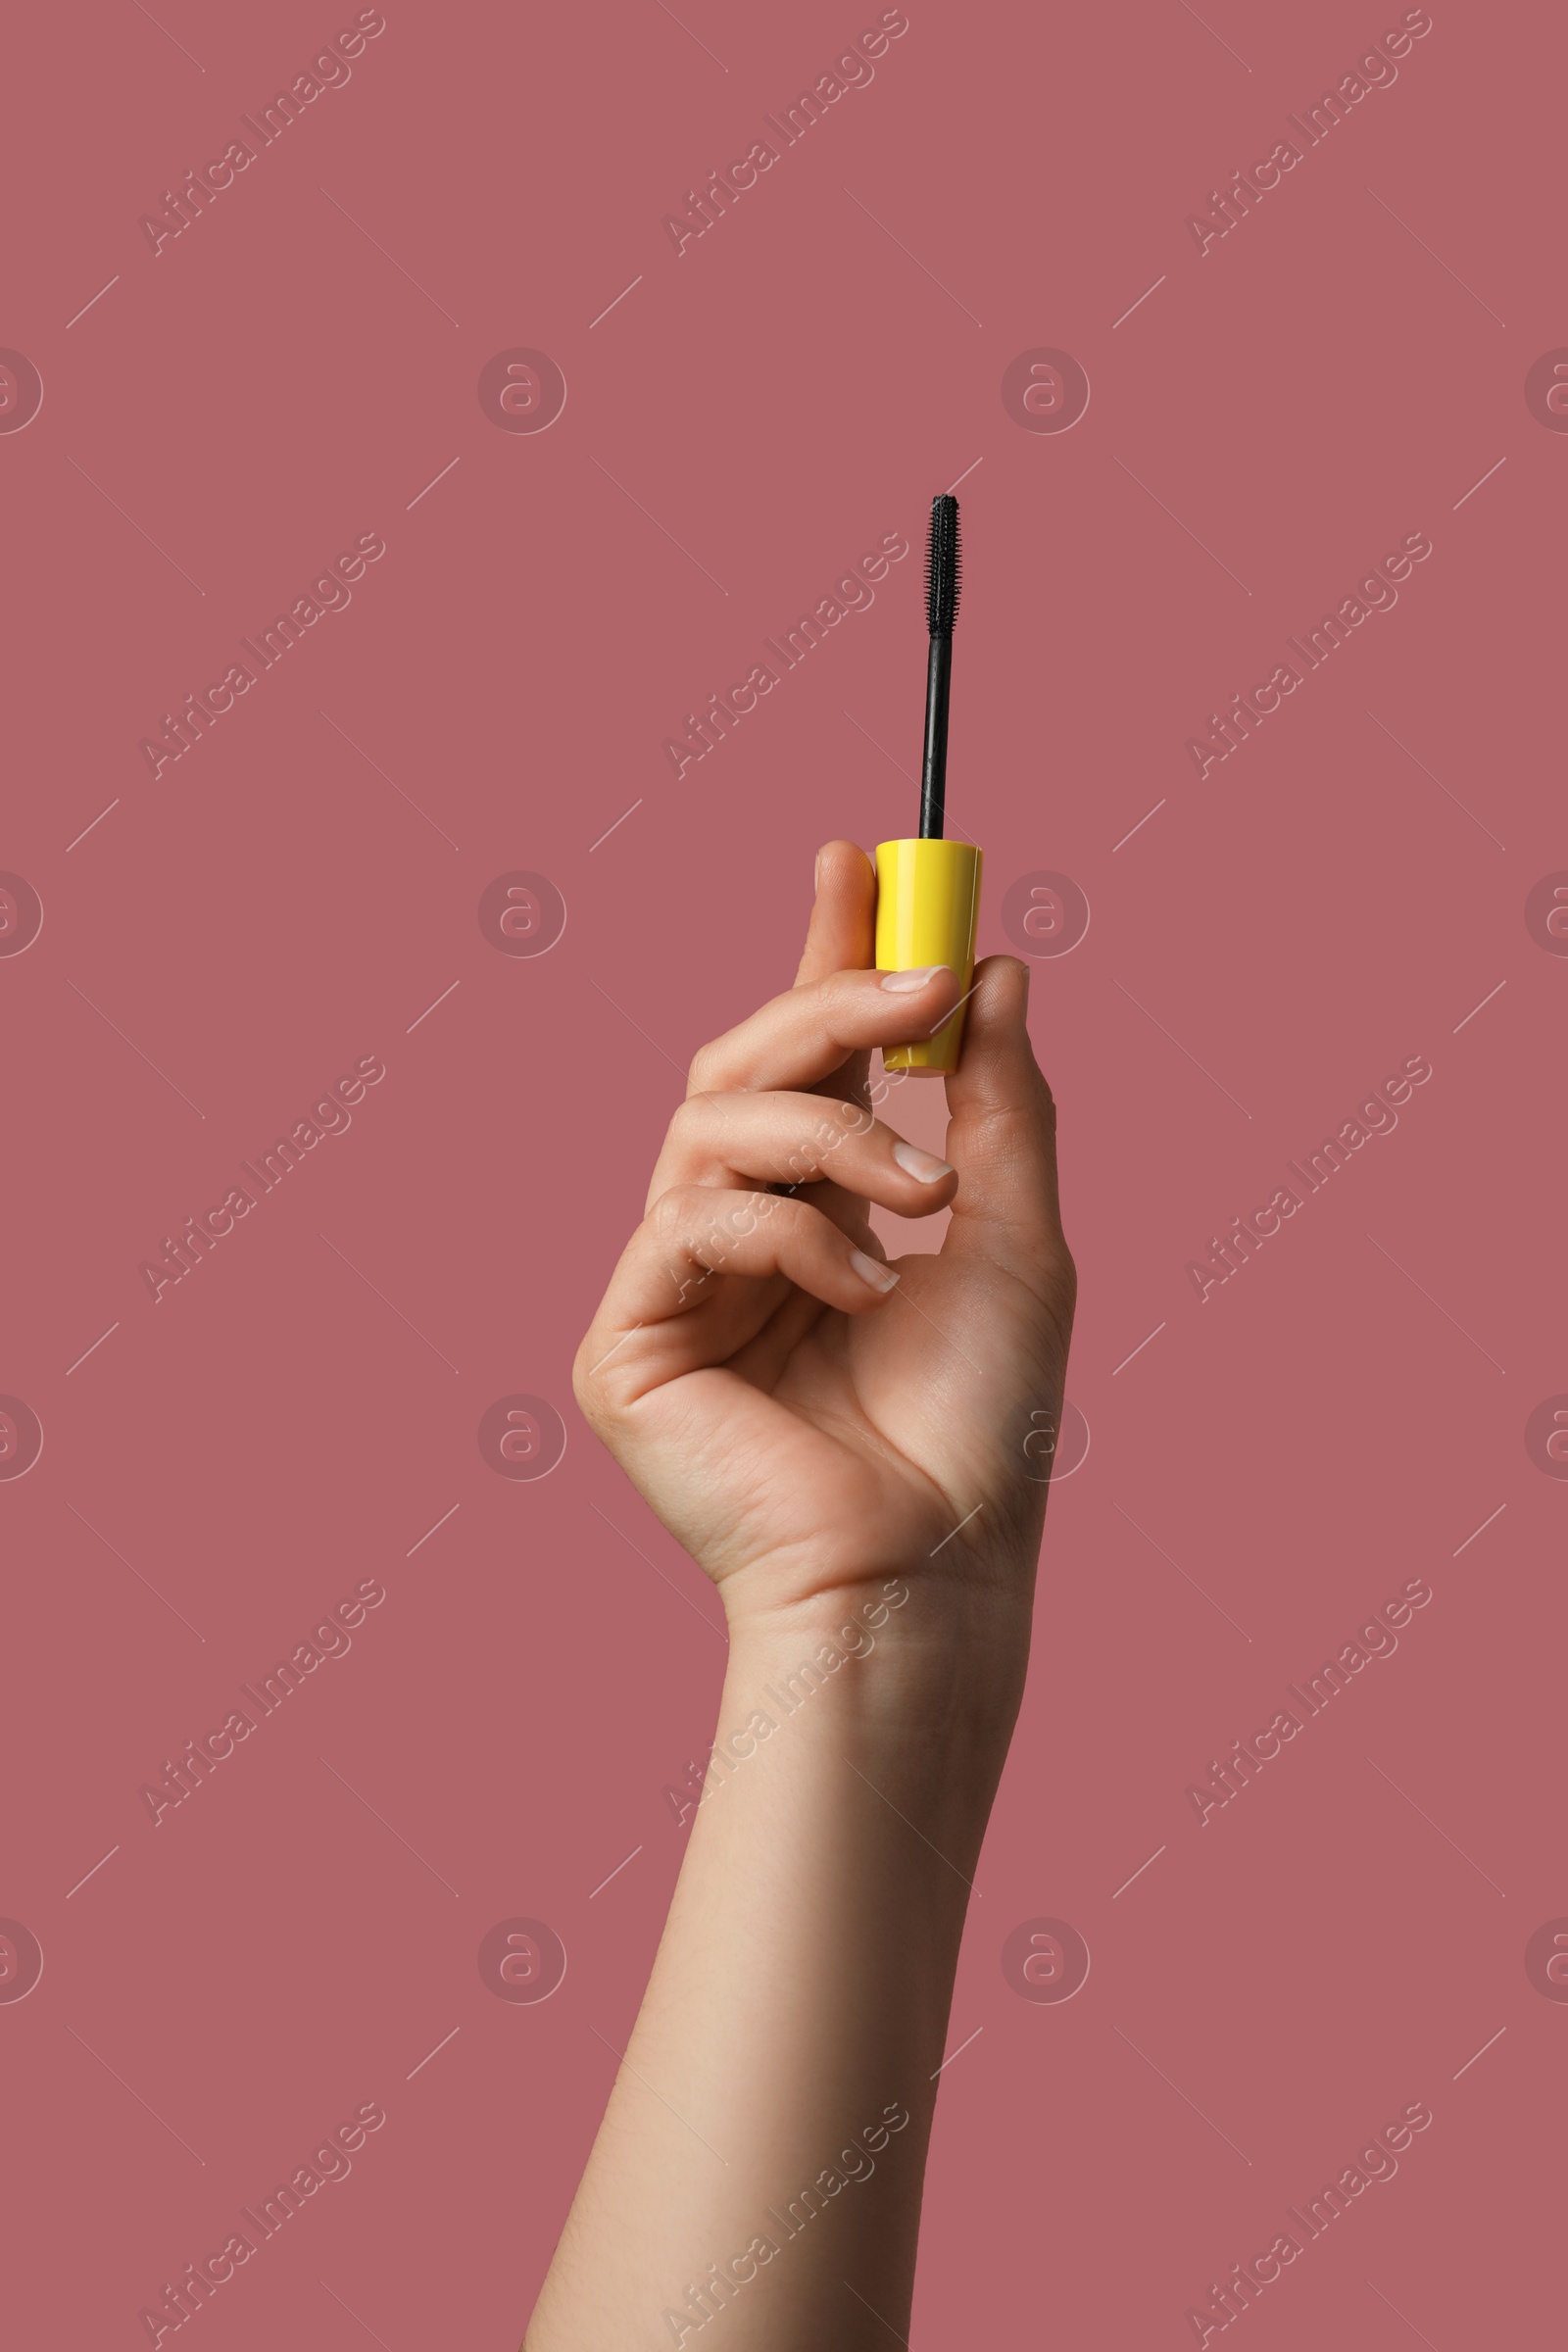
[525,1582,1030,2350]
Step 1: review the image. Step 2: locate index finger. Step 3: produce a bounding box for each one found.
[793,838,877,1113]
[794,839,875,987]
[687,961,960,1100]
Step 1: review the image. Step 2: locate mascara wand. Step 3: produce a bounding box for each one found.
[875,494,984,1075]
[919,492,960,840]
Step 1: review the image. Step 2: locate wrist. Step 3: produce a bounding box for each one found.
[715,1572,1032,1798]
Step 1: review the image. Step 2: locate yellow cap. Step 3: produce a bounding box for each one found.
[874,838,984,1073]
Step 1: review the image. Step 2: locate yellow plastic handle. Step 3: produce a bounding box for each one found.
[874,839,984,1073]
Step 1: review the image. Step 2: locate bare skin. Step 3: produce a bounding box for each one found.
[525,841,1075,2349]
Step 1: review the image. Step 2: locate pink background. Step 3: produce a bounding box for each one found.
[2,0,1562,2342]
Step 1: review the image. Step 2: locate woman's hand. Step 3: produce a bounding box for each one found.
[573,841,1076,1645]
[537,845,1075,2350]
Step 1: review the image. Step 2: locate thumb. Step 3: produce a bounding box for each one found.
[939,956,1071,1301]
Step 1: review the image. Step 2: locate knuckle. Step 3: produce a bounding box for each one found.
[826,968,873,1026]
[686,1042,723,1098]
[1030,1062,1059,1131]
[571,1335,619,1428]
[664,1095,708,1152]
[779,1138,823,1184]
[713,1193,756,1239]
[650,1184,701,1245]
[762,1190,808,1239]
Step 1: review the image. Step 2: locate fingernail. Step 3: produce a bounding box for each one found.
[880,964,950,993]
[850,1248,900,1294]
[813,851,821,896]
[893,1141,954,1185]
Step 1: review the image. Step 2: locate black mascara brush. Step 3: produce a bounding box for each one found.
[919,491,960,840]
[874,495,984,1074]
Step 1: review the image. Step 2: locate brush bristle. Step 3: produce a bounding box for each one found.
[925,494,960,635]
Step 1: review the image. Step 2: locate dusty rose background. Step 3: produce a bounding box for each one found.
[2,0,1562,2343]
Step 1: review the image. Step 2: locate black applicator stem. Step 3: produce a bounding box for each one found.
[919,633,951,840]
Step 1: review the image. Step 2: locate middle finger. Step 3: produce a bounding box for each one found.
[648,1089,956,1216]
